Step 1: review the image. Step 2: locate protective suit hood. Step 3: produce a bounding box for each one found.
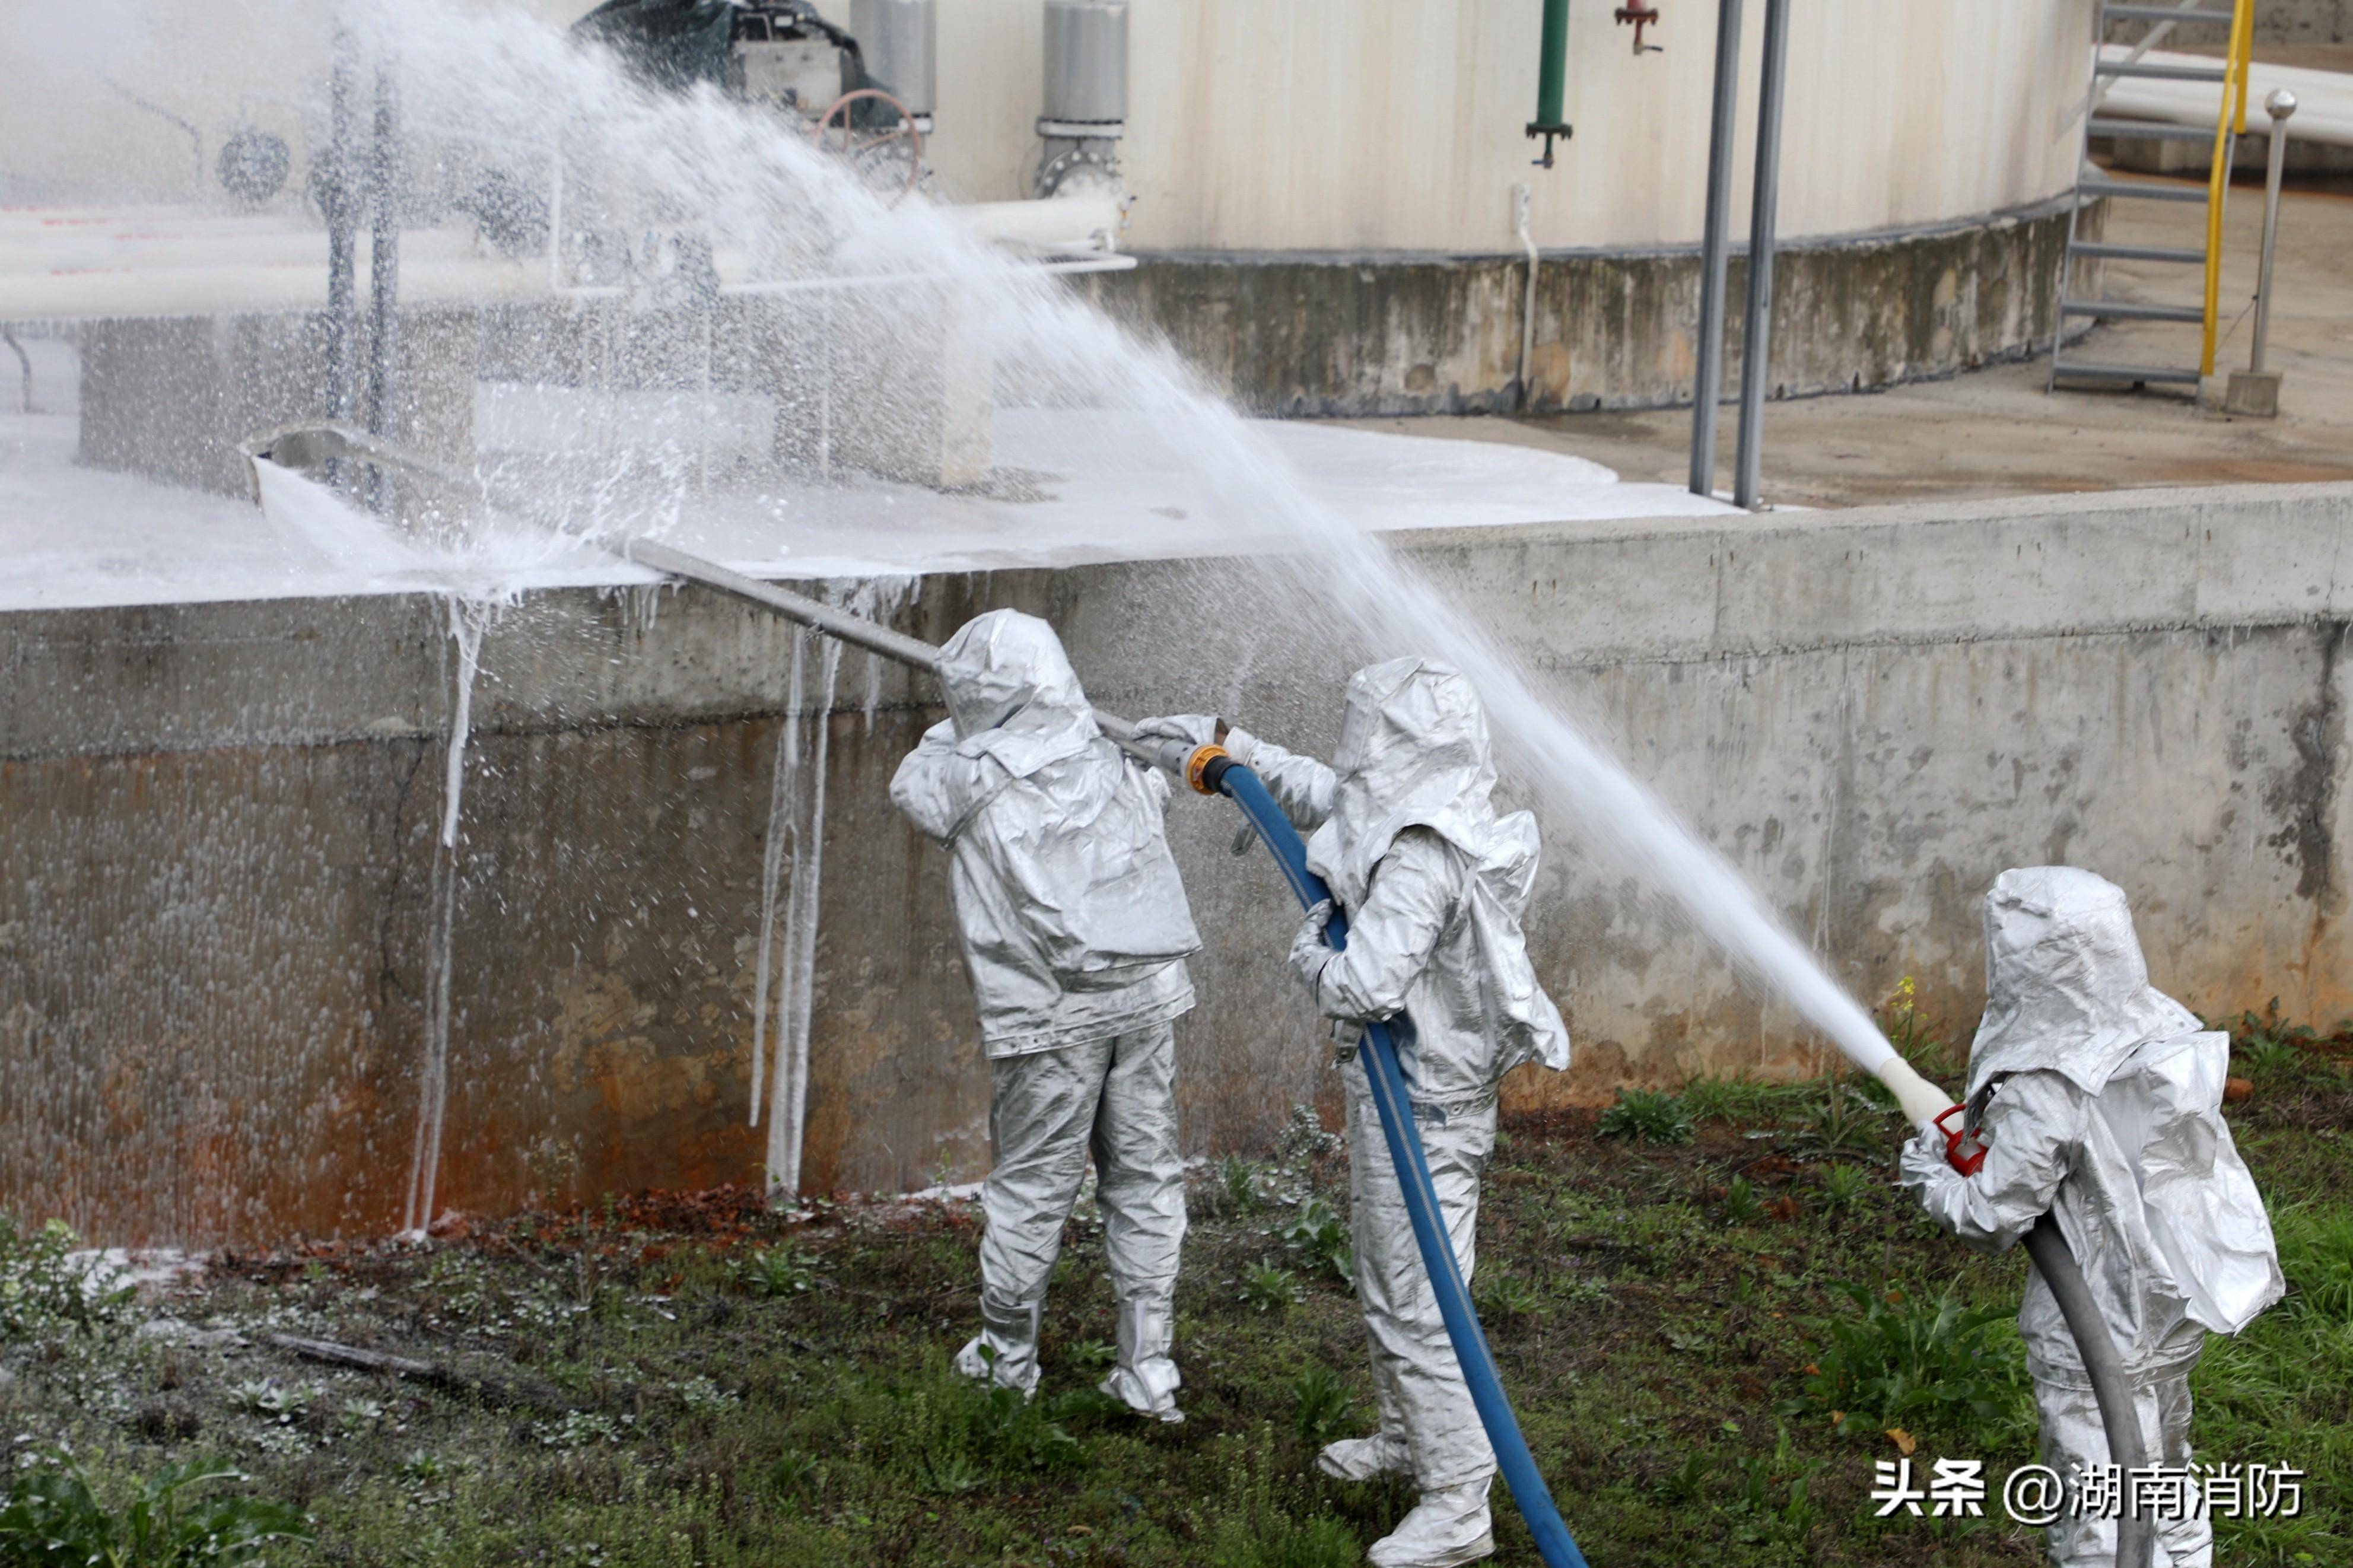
[1306,659,1515,908]
[1966,866,2201,1098]
[936,608,1099,781]
[1299,659,1569,1079]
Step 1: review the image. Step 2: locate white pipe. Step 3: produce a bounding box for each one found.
[0,228,481,273]
[953,191,1123,250]
[2097,47,2353,147]
[0,256,545,320]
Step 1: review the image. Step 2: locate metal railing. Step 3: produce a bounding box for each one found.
[2199,0,2256,376]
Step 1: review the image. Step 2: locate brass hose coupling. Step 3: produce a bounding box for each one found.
[1185,744,1231,796]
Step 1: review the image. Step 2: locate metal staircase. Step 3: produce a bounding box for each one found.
[2049,0,2255,391]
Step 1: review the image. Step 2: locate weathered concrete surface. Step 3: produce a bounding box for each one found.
[1082,200,2087,417]
[4,482,2350,1246]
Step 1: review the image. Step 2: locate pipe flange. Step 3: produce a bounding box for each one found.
[1034,141,1122,200]
[1185,744,1230,796]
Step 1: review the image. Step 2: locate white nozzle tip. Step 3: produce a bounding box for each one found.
[1874,1057,1954,1128]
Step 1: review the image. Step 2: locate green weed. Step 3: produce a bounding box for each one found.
[1290,1364,1354,1447]
[1597,1088,1696,1146]
[1474,1271,1547,1321]
[1680,1074,1803,1127]
[733,1245,817,1299]
[1067,1337,1118,1370]
[1721,1176,1765,1227]
[1240,1260,1303,1314]
[2273,1201,2353,1320]
[0,1453,309,1567]
[1782,1281,2030,1452]
[1278,1197,1353,1286]
[1215,1154,1267,1217]
[764,1450,822,1513]
[1785,1084,1893,1162]
[1817,1163,1874,1213]
[1724,1424,1824,1546]
[0,1216,134,1341]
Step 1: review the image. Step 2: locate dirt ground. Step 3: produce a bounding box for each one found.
[2,1008,2345,1567]
[1341,171,2353,510]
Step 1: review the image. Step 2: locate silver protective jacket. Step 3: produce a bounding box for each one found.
[1903,867,2282,1382]
[890,609,1201,1056]
[1248,658,1570,1103]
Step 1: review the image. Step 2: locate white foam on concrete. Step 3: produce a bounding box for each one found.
[0,387,1735,613]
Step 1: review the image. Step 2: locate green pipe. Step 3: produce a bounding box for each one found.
[1527,0,1573,166]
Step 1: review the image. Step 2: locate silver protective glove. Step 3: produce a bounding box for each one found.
[1897,1120,1958,1206]
[1289,899,1337,997]
[1131,714,1220,748]
[1131,714,1258,766]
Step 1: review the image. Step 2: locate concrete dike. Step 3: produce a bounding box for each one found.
[4,480,2348,1245]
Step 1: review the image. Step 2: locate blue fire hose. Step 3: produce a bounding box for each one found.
[1203,753,1591,1568]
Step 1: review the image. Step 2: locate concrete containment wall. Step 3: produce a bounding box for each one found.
[1082,200,2092,416]
[5,481,2349,1246]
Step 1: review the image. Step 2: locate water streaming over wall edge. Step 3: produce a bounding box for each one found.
[403,593,494,1236]
[746,578,914,1196]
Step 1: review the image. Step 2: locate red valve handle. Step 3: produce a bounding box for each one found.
[1935,1102,1988,1176]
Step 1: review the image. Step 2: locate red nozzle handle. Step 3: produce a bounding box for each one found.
[1935,1102,1987,1176]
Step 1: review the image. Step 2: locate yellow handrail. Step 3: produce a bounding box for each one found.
[2201,0,2256,376]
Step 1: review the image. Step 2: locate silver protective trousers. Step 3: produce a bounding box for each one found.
[2036,1372,2211,1568]
[1344,1060,1498,1492]
[972,1022,1187,1396]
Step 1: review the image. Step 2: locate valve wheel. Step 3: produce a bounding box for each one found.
[810,88,924,199]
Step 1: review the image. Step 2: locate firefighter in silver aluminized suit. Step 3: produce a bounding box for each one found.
[1901,867,2284,1568]
[891,609,1203,1421]
[1139,658,1570,1568]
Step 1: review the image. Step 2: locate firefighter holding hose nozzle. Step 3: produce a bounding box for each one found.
[1899,867,2284,1568]
[1139,658,1571,1568]
[891,609,1203,1422]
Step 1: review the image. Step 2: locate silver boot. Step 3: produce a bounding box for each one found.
[953,1296,1043,1397]
[1098,1295,1183,1421]
[1367,1478,1495,1568]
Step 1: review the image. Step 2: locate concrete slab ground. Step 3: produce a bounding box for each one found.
[1341,171,2353,509]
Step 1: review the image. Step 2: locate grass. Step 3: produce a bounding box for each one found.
[0,1032,2345,1567]
[1596,1088,1696,1146]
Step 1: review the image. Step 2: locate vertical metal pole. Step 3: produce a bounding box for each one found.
[366,58,403,512]
[323,24,361,487]
[2249,90,2297,375]
[1732,0,1789,511]
[1689,0,1743,498]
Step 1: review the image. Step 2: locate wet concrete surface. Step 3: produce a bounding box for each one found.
[1342,175,2353,508]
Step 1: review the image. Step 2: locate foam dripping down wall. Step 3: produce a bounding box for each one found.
[748,578,914,1198]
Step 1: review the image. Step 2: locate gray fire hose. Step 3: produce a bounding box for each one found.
[1942,1092,2152,1568]
[2021,1215,2155,1568]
